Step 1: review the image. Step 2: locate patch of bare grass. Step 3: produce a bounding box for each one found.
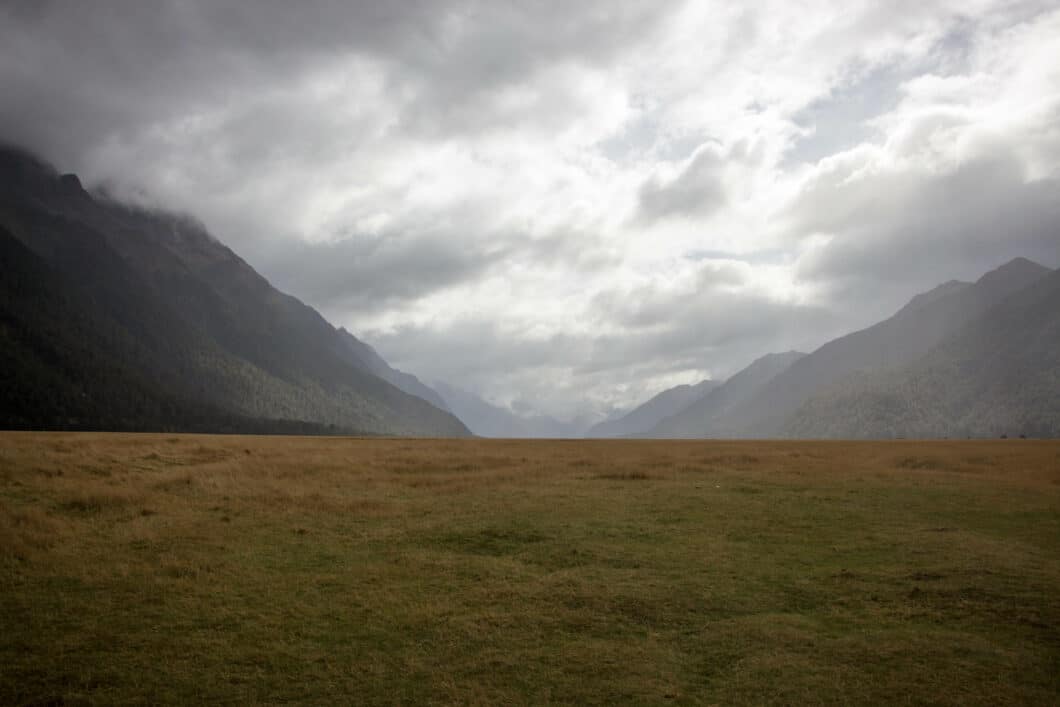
[0,503,64,562]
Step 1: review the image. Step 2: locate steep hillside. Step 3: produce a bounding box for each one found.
[648,351,806,438]
[336,329,451,412]
[0,147,469,436]
[586,379,718,438]
[712,258,1052,436]
[785,268,1060,438]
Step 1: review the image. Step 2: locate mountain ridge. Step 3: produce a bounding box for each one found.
[646,351,807,438]
[0,147,469,436]
[708,257,1053,437]
[785,266,1060,438]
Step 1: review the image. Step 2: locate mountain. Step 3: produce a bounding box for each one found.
[708,258,1053,437]
[785,267,1060,438]
[336,328,451,412]
[586,379,718,438]
[0,146,469,436]
[646,351,806,437]
[432,382,585,438]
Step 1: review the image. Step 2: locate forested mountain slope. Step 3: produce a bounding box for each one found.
[785,267,1060,438]
[710,258,1052,437]
[0,147,469,436]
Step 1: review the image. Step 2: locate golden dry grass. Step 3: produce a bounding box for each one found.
[1,432,1059,704]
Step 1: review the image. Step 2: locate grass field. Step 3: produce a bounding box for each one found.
[1,433,1058,705]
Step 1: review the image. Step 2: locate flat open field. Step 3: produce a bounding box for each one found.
[1,433,1058,705]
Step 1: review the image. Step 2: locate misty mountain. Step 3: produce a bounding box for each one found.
[646,351,806,438]
[586,379,718,438]
[336,328,450,413]
[0,147,469,436]
[785,266,1060,438]
[709,257,1053,437]
[432,382,586,438]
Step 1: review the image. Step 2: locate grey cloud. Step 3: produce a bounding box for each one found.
[392,2,671,138]
[0,0,656,307]
[590,262,750,332]
[259,231,507,312]
[367,268,844,419]
[635,145,727,224]
[379,319,580,380]
[585,284,840,377]
[0,1,670,166]
[259,219,622,316]
[789,149,1060,320]
[3,1,1056,424]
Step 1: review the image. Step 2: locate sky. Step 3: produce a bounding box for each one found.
[2,0,1059,421]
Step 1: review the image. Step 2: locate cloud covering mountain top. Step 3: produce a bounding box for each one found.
[2,0,1057,420]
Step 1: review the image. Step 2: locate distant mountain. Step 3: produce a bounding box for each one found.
[0,147,469,436]
[336,328,451,412]
[785,267,1060,438]
[709,258,1053,437]
[586,379,718,438]
[646,351,806,437]
[432,382,584,438]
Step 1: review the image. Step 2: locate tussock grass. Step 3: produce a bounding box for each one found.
[0,433,1058,704]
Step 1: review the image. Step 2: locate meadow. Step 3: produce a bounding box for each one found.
[1,432,1058,705]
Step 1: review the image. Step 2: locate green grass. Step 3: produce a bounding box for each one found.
[1,433,1058,704]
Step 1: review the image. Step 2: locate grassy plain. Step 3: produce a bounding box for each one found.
[1,432,1058,705]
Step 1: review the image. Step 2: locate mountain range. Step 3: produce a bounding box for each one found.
[597,257,1058,439]
[0,147,468,436]
[1,146,1056,438]
[785,265,1060,439]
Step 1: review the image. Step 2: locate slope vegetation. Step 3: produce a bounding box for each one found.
[0,148,468,436]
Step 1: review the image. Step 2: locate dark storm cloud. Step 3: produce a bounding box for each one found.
[0,0,658,315]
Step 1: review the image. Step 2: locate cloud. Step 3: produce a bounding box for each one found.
[364,258,842,418]
[635,145,727,224]
[260,231,508,310]
[1,0,1058,422]
[783,10,1060,317]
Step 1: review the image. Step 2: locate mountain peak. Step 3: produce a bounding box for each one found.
[58,172,89,199]
[977,257,1049,286]
[974,257,1051,300]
